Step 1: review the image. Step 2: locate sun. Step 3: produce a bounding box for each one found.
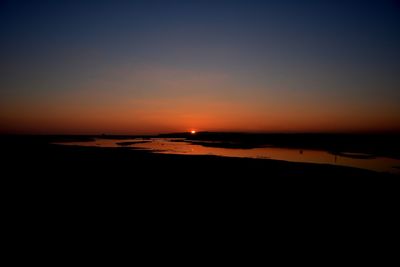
[190,130,196,134]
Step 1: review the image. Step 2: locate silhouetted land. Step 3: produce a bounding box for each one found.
[160,132,400,159]
[3,134,399,227]
[2,134,399,178]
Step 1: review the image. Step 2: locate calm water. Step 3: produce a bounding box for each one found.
[56,138,400,175]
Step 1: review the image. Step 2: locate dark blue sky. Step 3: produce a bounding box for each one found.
[1,0,399,133]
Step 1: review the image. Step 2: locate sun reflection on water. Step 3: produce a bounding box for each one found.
[55,138,400,175]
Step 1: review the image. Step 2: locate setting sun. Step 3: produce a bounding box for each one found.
[191,130,196,134]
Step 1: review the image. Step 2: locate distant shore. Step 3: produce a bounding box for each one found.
[4,132,398,158]
[2,134,397,178]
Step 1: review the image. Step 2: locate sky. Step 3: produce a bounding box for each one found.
[1,0,399,134]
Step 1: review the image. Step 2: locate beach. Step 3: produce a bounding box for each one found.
[3,135,395,180]
[3,134,398,228]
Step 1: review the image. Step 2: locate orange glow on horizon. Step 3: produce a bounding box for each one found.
[1,82,400,134]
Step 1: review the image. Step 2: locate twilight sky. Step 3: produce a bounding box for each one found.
[1,0,399,134]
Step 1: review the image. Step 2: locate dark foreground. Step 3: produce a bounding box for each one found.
[2,135,397,182]
[2,135,399,245]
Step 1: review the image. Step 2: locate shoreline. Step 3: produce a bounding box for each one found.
[2,135,396,178]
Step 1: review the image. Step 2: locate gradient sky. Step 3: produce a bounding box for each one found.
[1,0,399,134]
